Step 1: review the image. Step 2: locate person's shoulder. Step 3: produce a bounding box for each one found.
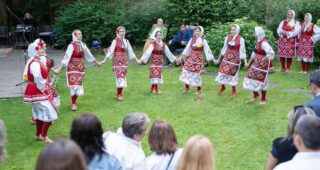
[272,136,292,146]
[273,160,294,170]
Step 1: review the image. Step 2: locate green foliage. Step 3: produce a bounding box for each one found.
[55,0,165,47]
[205,18,277,57]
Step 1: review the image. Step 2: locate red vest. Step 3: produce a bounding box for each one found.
[24,57,49,103]
[191,37,204,51]
[301,23,314,37]
[115,38,126,52]
[227,35,241,50]
[255,38,267,56]
[71,42,84,58]
[152,42,165,55]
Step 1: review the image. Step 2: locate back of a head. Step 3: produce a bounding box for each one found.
[177,135,215,170]
[122,112,150,139]
[70,113,104,163]
[148,120,178,154]
[294,114,320,150]
[309,69,320,88]
[35,139,87,170]
[287,106,316,136]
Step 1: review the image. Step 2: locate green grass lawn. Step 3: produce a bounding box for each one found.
[0,53,315,170]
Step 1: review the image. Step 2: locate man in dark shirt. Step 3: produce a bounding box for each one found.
[304,70,320,117]
[22,12,38,40]
[168,23,193,53]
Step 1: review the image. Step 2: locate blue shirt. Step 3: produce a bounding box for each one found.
[171,28,193,43]
[88,153,122,170]
[304,94,320,117]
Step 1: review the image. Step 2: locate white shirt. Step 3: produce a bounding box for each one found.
[103,128,145,170]
[277,20,301,39]
[138,148,183,170]
[274,152,320,170]
[140,42,176,64]
[105,39,136,60]
[30,61,46,92]
[61,42,96,67]
[220,35,246,59]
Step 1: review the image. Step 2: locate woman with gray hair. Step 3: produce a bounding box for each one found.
[103,112,150,169]
[265,106,316,170]
[0,120,6,163]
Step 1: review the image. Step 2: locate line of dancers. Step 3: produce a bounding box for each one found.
[23,11,320,143]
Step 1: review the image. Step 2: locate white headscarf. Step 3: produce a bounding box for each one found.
[116,26,128,49]
[72,30,85,49]
[287,10,296,27]
[228,24,240,46]
[254,27,266,42]
[192,26,204,47]
[27,42,39,58]
[304,13,313,32]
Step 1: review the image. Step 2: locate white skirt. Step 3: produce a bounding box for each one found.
[150,76,164,85]
[179,69,202,87]
[116,77,127,88]
[70,86,84,96]
[215,72,239,86]
[32,100,58,122]
[243,77,269,92]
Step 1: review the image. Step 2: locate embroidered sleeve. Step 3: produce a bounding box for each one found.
[220,36,228,56]
[106,40,116,60]
[312,25,320,43]
[61,44,74,67]
[30,62,46,92]
[140,44,154,64]
[262,42,275,60]
[239,37,247,59]
[165,44,177,63]
[83,43,96,62]
[127,40,137,60]
[203,39,214,61]
[182,39,192,57]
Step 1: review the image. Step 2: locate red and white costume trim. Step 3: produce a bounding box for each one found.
[140,41,176,84]
[298,14,320,63]
[179,28,214,87]
[277,19,301,58]
[61,34,96,96]
[23,46,58,122]
[243,28,275,92]
[105,37,136,88]
[215,26,246,86]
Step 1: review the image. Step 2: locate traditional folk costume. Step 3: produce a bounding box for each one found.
[104,27,137,101]
[179,26,215,94]
[140,40,177,94]
[277,10,301,72]
[243,27,275,105]
[298,13,320,73]
[60,31,97,110]
[23,43,58,143]
[24,39,60,124]
[215,24,246,97]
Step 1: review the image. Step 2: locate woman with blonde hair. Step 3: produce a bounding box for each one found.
[177,135,215,170]
[265,106,316,170]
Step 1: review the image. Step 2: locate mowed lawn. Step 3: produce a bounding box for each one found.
[0,52,315,170]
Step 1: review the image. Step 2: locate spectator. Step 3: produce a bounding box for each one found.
[304,69,320,116]
[71,113,122,170]
[274,114,320,170]
[265,106,316,170]
[168,23,193,53]
[177,135,215,170]
[103,112,150,169]
[138,120,183,170]
[0,120,6,163]
[143,18,168,52]
[35,139,87,170]
[22,12,38,39]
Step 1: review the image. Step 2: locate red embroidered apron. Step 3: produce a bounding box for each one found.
[183,37,204,74]
[67,42,85,87]
[298,23,314,59]
[150,42,165,79]
[278,20,298,58]
[113,38,128,78]
[219,35,241,76]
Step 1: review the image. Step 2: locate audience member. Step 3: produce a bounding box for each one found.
[304,69,320,116]
[143,18,168,52]
[168,23,193,53]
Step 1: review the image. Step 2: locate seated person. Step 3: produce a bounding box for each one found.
[169,23,193,53]
[22,12,39,40]
[143,18,168,52]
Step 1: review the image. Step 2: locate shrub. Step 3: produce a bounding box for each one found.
[55,0,165,47]
[205,18,277,58]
